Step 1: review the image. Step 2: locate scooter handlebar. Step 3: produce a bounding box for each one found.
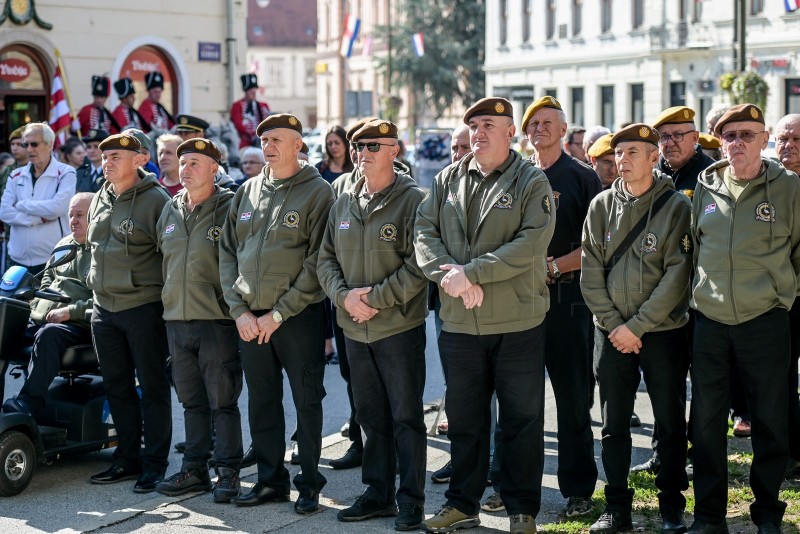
[33,288,72,303]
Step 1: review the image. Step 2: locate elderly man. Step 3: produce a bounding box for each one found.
[416,97,555,534]
[705,106,730,138]
[0,122,76,274]
[689,104,800,534]
[653,106,714,196]
[318,119,428,531]
[587,133,617,189]
[522,96,601,517]
[582,124,692,534]
[87,133,172,493]
[564,126,588,162]
[138,71,174,132]
[450,124,470,163]
[220,114,334,513]
[76,129,109,193]
[230,74,271,149]
[154,138,241,502]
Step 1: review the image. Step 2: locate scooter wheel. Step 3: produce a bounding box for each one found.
[0,430,36,496]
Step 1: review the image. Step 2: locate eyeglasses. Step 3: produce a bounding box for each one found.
[657,130,695,144]
[721,130,763,144]
[21,142,42,148]
[354,142,394,152]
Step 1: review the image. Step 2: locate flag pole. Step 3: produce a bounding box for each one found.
[54,48,80,138]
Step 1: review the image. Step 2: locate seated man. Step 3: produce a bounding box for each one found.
[2,193,94,416]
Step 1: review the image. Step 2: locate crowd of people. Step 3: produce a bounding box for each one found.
[0,75,799,534]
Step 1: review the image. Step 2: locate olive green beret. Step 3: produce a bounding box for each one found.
[698,133,722,150]
[256,113,302,136]
[346,116,378,142]
[352,119,399,141]
[521,96,562,132]
[124,129,151,152]
[99,133,142,153]
[9,126,25,142]
[177,138,222,163]
[652,106,695,129]
[175,114,210,133]
[463,97,513,124]
[610,123,660,148]
[587,133,614,158]
[713,103,765,136]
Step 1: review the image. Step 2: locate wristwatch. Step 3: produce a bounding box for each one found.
[272,309,283,324]
[550,260,562,279]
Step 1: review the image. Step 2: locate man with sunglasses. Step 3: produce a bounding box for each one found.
[653,106,714,198]
[689,104,800,534]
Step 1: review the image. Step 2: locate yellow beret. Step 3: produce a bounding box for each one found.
[521,96,563,132]
[345,116,378,142]
[177,138,222,163]
[698,133,722,150]
[652,106,695,129]
[352,119,399,141]
[587,133,614,158]
[256,113,303,137]
[9,126,25,142]
[713,103,765,136]
[99,133,142,153]
[463,97,513,124]
[610,123,660,148]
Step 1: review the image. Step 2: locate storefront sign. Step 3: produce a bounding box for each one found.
[198,42,221,62]
[119,48,172,82]
[0,58,30,82]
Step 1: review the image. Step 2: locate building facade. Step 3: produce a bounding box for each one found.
[485,0,800,131]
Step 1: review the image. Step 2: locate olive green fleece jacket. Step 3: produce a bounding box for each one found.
[86,170,171,312]
[691,158,800,325]
[219,162,335,320]
[414,151,555,335]
[581,172,692,338]
[157,186,234,321]
[30,235,93,328]
[317,172,428,343]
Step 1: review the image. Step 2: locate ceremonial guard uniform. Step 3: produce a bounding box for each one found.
[77,76,120,135]
[138,71,175,132]
[230,74,270,149]
[111,78,147,132]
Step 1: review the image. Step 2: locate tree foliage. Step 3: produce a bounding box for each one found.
[375,0,485,119]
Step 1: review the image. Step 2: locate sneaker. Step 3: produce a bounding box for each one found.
[589,510,633,533]
[732,417,751,437]
[510,514,537,534]
[431,461,452,483]
[396,502,424,531]
[337,494,397,522]
[213,467,240,503]
[565,496,594,517]
[329,444,363,470]
[631,455,660,474]
[155,469,212,496]
[422,505,480,533]
[481,492,505,513]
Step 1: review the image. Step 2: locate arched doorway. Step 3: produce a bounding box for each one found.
[118,45,178,117]
[0,44,50,152]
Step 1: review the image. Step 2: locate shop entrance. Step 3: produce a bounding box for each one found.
[0,44,49,152]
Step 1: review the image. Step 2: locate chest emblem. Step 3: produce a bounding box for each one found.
[640,232,658,253]
[164,224,175,235]
[339,221,351,230]
[493,192,513,209]
[552,191,560,210]
[206,225,222,242]
[704,203,716,215]
[282,210,300,228]
[379,223,398,242]
[755,202,775,223]
[118,218,134,236]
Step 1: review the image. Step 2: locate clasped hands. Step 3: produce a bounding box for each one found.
[608,324,642,354]
[439,264,483,309]
[236,311,281,344]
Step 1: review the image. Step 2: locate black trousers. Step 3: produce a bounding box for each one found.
[691,309,789,526]
[594,327,689,513]
[333,308,362,450]
[787,298,800,461]
[240,302,327,493]
[544,278,597,498]
[439,325,545,517]
[167,320,243,471]
[346,325,427,505]
[92,301,172,474]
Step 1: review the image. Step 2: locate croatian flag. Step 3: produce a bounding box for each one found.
[49,65,71,149]
[340,14,361,58]
[412,32,425,57]
[785,0,800,12]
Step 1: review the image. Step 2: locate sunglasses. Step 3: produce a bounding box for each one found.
[21,141,42,148]
[657,130,694,144]
[354,142,394,152]
[721,130,763,144]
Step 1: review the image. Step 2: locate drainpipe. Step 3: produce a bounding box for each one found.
[226,0,237,108]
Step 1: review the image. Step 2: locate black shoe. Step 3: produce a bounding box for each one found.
[295,488,319,514]
[330,445,363,470]
[213,467,241,503]
[661,510,688,534]
[90,464,142,485]
[395,502,423,531]
[231,483,290,507]
[686,520,729,534]
[337,494,397,522]
[174,441,186,453]
[756,523,781,534]
[590,510,633,533]
[630,412,641,427]
[631,455,660,474]
[2,397,31,415]
[134,471,162,493]
[241,445,256,469]
[155,468,212,496]
[431,461,452,483]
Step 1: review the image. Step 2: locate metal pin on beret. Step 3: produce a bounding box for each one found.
[9,126,25,142]
[174,114,210,133]
[463,97,514,124]
[352,119,399,141]
[587,133,614,158]
[698,133,722,150]
[521,96,562,132]
[99,133,142,153]
[713,103,765,136]
[82,128,110,143]
[345,116,378,142]
[256,113,303,136]
[177,138,222,163]
[652,106,695,129]
[610,123,660,148]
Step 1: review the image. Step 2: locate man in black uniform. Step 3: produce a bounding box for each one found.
[175,115,211,141]
[521,95,601,517]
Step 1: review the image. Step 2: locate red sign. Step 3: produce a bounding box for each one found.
[0,58,31,82]
[119,48,173,83]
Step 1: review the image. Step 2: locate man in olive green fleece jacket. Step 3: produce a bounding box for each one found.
[689,104,800,534]
[219,114,334,513]
[86,133,172,493]
[581,124,692,534]
[415,98,555,534]
[317,119,428,531]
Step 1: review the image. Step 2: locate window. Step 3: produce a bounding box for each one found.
[670,81,686,107]
[571,87,585,126]
[499,0,508,46]
[750,0,764,15]
[265,58,284,89]
[693,0,703,21]
[785,79,800,114]
[522,0,531,43]
[545,88,558,99]
[546,0,556,40]
[630,83,644,123]
[572,0,582,36]
[601,85,615,129]
[631,0,643,29]
[601,0,613,33]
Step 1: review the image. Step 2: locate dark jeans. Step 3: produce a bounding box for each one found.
[92,301,172,474]
[167,320,243,471]
[439,325,545,517]
[333,308,362,450]
[691,309,789,526]
[240,302,327,493]
[544,278,597,498]
[347,325,426,505]
[788,298,800,461]
[594,327,689,513]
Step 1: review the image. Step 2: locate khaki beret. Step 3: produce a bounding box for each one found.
[9,126,25,142]
[610,123,660,148]
[177,138,222,163]
[82,129,109,143]
[587,133,614,158]
[99,133,142,153]
[521,96,562,132]
[256,113,302,137]
[652,106,695,129]
[463,97,513,124]
[123,129,151,152]
[346,116,378,141]
[713,103,765,136]
[352,119,399,141]
[175,114,210,133]
[698,133,722,150]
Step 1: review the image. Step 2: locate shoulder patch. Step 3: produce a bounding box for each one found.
[680,233,692,255]
[542,195,552,215]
